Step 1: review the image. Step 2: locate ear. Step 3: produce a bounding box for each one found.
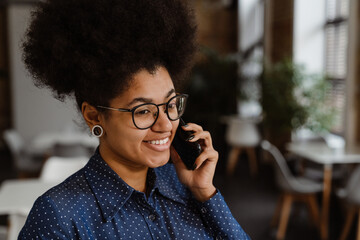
[82,102,103,128]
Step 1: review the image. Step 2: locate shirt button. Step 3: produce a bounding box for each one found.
[200,207,207,214]
[148,214,156,221]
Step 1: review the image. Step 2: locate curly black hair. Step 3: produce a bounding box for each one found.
[23,0,197,110]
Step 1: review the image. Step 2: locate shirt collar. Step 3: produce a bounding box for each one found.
[153,164,188,206]
[84,149,188,222]
[84,149,133,222]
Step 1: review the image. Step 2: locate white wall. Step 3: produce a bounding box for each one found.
[293,0,326,73]
[238,0,263,52]
[237,0,263,117]
[7,5,81,142]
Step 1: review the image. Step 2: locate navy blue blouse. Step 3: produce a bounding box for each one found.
[19,150,250,239]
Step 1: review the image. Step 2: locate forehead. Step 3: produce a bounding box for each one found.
[131,67,174,91]
[112,67,175,105]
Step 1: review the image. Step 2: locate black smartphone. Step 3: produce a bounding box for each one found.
[172,118,202,170]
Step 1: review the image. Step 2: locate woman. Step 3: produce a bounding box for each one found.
[19,0,250,239]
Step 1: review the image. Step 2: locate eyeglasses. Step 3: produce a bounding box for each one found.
[97,94,188,130]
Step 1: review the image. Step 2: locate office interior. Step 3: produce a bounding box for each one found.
[1,0,360,239]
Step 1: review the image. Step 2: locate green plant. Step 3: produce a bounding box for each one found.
[261,59,336,136]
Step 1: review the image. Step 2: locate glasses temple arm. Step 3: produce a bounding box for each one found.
[96,106,131,112]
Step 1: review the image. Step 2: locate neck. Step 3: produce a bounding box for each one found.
[99,146,148,193]
[115,165,148,192]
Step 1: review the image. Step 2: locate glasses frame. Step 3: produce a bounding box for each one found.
[97,94,188,130]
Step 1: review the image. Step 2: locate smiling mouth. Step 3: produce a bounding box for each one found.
[144,137,170,145]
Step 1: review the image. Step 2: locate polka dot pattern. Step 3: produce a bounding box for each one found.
[18,149,250,239]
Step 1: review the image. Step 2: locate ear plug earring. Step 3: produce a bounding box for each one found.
[91,125,104,137]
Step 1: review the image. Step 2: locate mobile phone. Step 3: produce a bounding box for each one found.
[172,118,202,170]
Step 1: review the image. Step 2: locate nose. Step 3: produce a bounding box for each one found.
[152,108,172,132]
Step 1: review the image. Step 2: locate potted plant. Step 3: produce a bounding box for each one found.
[260,59,337,152]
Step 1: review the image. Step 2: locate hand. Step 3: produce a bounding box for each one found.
[170,123,218,202]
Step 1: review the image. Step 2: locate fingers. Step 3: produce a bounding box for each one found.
[193,148,218,170]
[181,122,218,170]
[182,123,213,148]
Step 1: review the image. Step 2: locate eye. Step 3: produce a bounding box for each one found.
[134,104,157,116]
[168,102,176,109]
[135,109,151,115]
[167,97,178,110]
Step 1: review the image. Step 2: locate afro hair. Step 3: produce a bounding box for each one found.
[23,0,197,109]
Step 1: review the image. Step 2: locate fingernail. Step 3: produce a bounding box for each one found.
[192,164,197,170]
[186,135,195,141]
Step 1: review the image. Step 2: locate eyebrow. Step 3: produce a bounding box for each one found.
[127,88,176,107]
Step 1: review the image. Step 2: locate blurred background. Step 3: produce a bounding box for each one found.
[1,0,360,239]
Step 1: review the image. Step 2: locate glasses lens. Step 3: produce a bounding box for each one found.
[167,95,187,120]
[133,104,158,129]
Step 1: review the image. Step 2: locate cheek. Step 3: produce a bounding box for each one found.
[170,121,179,140]
[106,118,147,148]
[116,128,147,147]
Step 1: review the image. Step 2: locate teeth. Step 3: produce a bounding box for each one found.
[148,137,169,145]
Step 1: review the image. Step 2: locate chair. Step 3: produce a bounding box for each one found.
[40,156,88,182]
[224,116,261,177]
[338,165,360,240]
[3,129,44,177]
[260,140,323,240]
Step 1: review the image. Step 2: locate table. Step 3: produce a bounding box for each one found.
[0,179,58,215]
[287,142,360,240]
[0,179,59,239]
[29,131,99,155]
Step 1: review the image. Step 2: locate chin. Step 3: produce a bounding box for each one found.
[147,153,170,168]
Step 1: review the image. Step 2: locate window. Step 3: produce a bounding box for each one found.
[325,0,349,134]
